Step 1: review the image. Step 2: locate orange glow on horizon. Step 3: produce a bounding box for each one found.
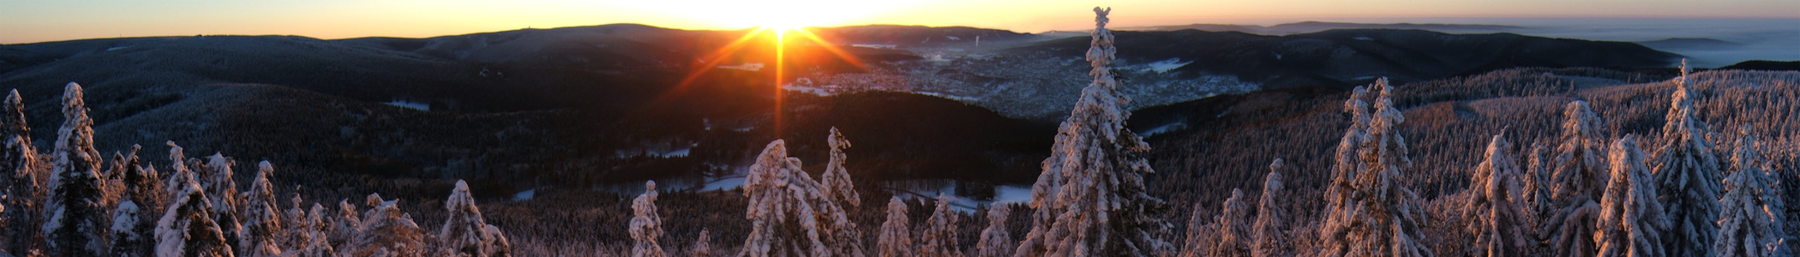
[5,0,1797,44]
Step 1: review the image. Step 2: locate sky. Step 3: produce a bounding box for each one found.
[2,0,1797,44]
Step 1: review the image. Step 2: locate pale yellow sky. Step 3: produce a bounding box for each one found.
[2,0,1796,44]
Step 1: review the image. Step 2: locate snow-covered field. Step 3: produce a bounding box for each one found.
[383,100,429,111]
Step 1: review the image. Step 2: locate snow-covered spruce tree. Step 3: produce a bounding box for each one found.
[975,205,1015,257]
[1179,204,1219,257]
[690,229,711,257]
[1462,135,1529,257]
[821,127,860,208]
[108,200,148,257]
[1252,160,1289,257]
[1323,84,1373,227]
[1317,78,1433,257]
[156,180,234,257]
[42,82,110,256]
[348,194,426,257]
[1318,84,1372,257]
[332,199,359,248]
[738,140,865,257]
[1713,125,1788,257]
[3,88,43,257]
[1210,189,1253,257]
[201,154,244,253]
[629,180,665,257]
[103,152,128,216]
[439,180,511,257]
[875,197,914,257]
[113,145,163,256]
[921,194,964,257]
[292,203,337,257]
[162,142,194,204]
[1595,135,1668,257]
[278,194,307,253]
[1014,7,1172,257]
[1519,141,1555,245]
[1547,100,1609,257]
[276,194,308,255]
[1652,60,1719,257]
[240,161,282,257]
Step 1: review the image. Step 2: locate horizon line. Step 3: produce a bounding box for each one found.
[6,16,1799,45]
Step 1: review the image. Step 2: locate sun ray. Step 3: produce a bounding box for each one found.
[773,27,787,134]
[791,28,870,70]
[671,27,769,92]
[653,26,871,137]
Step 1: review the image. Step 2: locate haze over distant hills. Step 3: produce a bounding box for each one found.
[1123,21,1526,35]
[1114,18,1800,68]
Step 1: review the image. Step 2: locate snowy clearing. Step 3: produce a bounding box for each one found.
[783,84,833,96]
[851,44,897,49]
[1138,121,1187,137]
[700,176,748,191]
[383,100,429,111]
[1136,58,1192,74]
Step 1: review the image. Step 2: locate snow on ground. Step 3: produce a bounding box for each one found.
[852,44,897,49]
[993,185,1033,204]
[916,92,980,102]
[1134,58,1192,74]
[783,84,834,96]
[885,180,1037,213]
[700,176,748,191]
[383,100,429,111]
[512,189,535,201]
[1137,121,1187,137]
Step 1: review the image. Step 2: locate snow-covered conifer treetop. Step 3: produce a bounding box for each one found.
[739,139,864,257]
[1463,134,1528,257]
[1251,159,1288,257]
[976,204,1015,257]
[439,179,509,257]
[920,193,964,257]
[630,180,665,257]
[1015,6,1172,256]
[1652,58,1722,257]
[876,196,913,257]
[821,127,860,207]
[1712,124,1788,257]
[1595,134,1668,257]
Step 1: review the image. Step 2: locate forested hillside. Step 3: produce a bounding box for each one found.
[3,7,1798,257]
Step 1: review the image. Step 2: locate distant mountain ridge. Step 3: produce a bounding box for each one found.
[928,28,1682,120]
[1124,21,1526,35]
[1637,37,1743,50]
